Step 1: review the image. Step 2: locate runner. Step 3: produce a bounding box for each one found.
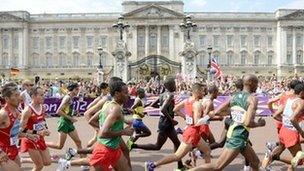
[0,83,37,171]
[46,83,83,155]
[129,77,185,170]
[89,80,133,171]
[127,88,151,143]
[189,74,266,171]
[144,83,211,171]
[19,86,52,171]
[263,83,304,171]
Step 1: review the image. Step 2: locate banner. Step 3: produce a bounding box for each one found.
[43,95,272,116]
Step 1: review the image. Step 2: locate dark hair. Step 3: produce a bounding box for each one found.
[1,82,18,98]
[163,77,175,92]
[192,83,203,91]
[208,84,218,94]
[137,88,145,95]
[109,77,122,85]
[289,80,301,90]
[29,86,42,97]
[67,83,79,91]
[110,81,126,96]
[99,82,108,90]
[235,79,244,91]
[294,83,304,95]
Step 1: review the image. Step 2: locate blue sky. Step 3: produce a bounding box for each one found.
[0,0,303,13]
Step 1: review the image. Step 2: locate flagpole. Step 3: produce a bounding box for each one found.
[207,45,213,82]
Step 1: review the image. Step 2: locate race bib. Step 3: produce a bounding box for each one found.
[33,121,46,131]
[185,115,193,125]
[282,116,296,130]
[10,136,19,146]
[230,106,246,124]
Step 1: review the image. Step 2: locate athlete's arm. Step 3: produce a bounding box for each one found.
[57,95,75,122]
[131,98,141,110]
[273,104,284,122]
[0,110,8,129]
[160,94,174,122]
[173,100,186,120]
[244,96,265,128]
[150,98,160,108]
[98,105,133,138]
[214,99,231,116]
[86,96,102,110]
[267,96,280,113]
[84,97,107,122]
[290,100,304,138]
[88,110,101,129]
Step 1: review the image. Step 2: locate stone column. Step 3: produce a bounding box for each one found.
[9,28,13,67]
[0,29,3,67]
[145,26,149,57]
[292,28,297,74]
[23,26,29,69]
[18,29,23,68]
[39,28,45,68]
[132,26,137,60]
[276,23,286,79]
[157,26,161,55]
[169,25,174,59]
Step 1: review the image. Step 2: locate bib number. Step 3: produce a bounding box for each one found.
[185,116,193,125]
[283,116,296,130]
[10,136,18,146]
[33,121,46,131]
[231,108,246,124]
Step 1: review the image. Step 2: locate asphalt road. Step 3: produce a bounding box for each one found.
[21,116,304,171]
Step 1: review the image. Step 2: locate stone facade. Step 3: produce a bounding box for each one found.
[0,0,303,79]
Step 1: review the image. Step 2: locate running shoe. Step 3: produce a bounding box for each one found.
[243,165,250,171]
[80,165,90,171]
[176,127,183,134]
[56,158,69,171]
[144,161,155,171]
[265,142,277,156]
[291,151,304,168]
[127,138,134,151]
[65,148,77,160]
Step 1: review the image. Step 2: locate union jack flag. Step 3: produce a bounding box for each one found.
[210,58,222,78]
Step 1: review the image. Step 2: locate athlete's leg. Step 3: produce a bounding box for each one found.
[241,145,260,171]
[133,131,168,150]
[87,130,97,148]
[46,132,68,149]
[0,160,21,171]
[28,149,44,171]
[189,148,240,171]
[155,142,193,167]
[68,130,84,157]
[113,153,131,171]
[196,139,211,163]
[167,128,184,168]
[40,148,52,166]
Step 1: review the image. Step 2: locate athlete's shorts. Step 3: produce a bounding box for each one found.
[132,119,148,129]
[200,124,210,141]
[57,119,75,133]
[279,127,300,148]
[0,145,18,161]
[20,137,47,153]
[225,124,249,151]
[182,126,201,147]
[89,143,122,171]
[224,117,233,130]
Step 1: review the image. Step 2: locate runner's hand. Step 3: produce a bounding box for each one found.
[27,133,39,142]
[38,130,50,136]
[257,117,266,127]
[122,126,134,136]
[172,120,178,126]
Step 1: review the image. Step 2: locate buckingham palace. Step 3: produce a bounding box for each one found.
[0,0,304,80]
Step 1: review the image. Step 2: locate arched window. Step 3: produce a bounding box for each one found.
[73,52,80,67]
[254,51,260,65]
[46,53,52,68]
[241,51,247,65]
[227,51,234,66]
[59,53,66,67]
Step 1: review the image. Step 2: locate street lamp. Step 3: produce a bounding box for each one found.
[179,15,197,40]
[207,45,213,81]
[97,46,103,69]
[112,16,130,41]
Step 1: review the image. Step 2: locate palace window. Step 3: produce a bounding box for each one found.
[59,36,66,49]
[226,35,233,47]
[73,36,80,49]
[240,35,247,47]
[267,36,273,47]
[45,37,52,49]
[199,35,206,47]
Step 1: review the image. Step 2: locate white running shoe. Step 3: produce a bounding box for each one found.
[80,165,90,171]
[56,158,69,171]
[243,165,250,171]
[66,148,77,160]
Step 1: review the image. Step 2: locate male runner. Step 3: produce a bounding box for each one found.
[144,83,211,171]
[189,74,266,171]
[129,77,185,170]
[20,86,52,171]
